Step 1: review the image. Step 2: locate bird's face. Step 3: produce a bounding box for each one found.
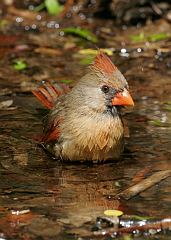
[76,69,134,116]
[73,52,134,116]
[99,70,134,114]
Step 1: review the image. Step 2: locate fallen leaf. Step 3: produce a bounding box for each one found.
[0,100,13,109]
[104,209,123,217]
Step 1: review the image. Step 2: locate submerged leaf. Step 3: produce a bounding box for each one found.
[163,102,171,111]
[13,59,27,71]
[123,235,133,240]
[0,20,9,30]
[63,27,98,43]
[164,105,171,111]
[149,119,163,126]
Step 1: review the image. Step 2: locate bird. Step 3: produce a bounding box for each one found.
[32,51,134,163]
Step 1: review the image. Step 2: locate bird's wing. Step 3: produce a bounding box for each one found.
[41,116,63,143]
[32,82,68,143]
[32,81,70,109]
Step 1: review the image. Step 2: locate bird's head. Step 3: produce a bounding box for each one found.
[74,51,134,116]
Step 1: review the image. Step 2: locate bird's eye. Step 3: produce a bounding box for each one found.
[101,85,109,93]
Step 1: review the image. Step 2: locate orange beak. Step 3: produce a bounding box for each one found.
[112,88,134,106]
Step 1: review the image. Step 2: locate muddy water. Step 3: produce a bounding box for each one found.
[0,6,171,239]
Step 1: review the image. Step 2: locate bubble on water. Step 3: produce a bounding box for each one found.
[47,21,59,29]
[31,24,37,30]
[120,48,129,57]
[148,229,157,235]
[79,13,86,20]
[28,5,34,10]
[16,17,23,23]
[161,113,167,123]
[25,25,30,31]
[121,48,127,53]
[59,31,64,37]
[137,48,142,53]
[55,23,59,29]
[145,41,150,47]
[36,15,42,21]
[66,12,72,18]
[142,96,148,100]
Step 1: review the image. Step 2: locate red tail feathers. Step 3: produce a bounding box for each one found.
[32,81,70,109]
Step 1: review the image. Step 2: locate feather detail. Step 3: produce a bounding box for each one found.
[32,81,70,109]
[42,117,63,143]
[91,51,117,74]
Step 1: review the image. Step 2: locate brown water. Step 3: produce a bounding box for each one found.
[0,4,171,239]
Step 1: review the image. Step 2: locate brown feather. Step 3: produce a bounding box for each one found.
[32,82,70,109]
[42,117,62,142]
[91,51,117,74]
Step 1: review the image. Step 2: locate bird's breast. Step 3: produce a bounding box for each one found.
[57,114,124,162]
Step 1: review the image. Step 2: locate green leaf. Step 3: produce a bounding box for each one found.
[164,101,171,105]
[60,79,73,84]
[79,55,95,65]
[130,32,170,43]
[164,105,171,111]
[149,119,163,127]
[34,2,45,12]
[13,59,27,71]
[148,33,169,42]
[79,48,113,56]
[45,0,63,15]
[130,32,145,43]
[0,20,9,30]
[129,215,154,221]
[63,27,98,43]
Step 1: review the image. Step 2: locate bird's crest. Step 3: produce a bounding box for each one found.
[91,51,117,74]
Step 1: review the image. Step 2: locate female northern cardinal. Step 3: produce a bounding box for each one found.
[32,52,134,162]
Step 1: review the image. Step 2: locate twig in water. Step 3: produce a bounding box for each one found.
[117,170,171,200]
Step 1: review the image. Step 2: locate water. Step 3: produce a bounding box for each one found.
[0,3,171,239]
